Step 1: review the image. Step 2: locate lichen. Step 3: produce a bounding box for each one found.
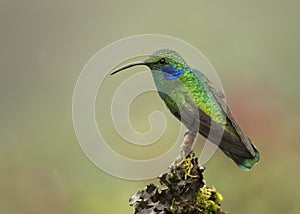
[194,186,224,214]
[129,152,228,214]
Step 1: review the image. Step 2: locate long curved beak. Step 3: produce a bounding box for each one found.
[111,61,149,75]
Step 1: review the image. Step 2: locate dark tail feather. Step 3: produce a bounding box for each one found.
[222,144,260,170]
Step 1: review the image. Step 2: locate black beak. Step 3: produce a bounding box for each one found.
[111,61,149,75]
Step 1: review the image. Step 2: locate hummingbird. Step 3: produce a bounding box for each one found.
[111,49,260,170]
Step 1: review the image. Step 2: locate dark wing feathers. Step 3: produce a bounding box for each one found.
[178,100,255,158]
[160,89,255,158]
[193,69,256,157]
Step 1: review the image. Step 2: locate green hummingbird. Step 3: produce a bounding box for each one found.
[111,49,260,170]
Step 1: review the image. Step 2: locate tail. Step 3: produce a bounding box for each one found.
[222,144,260,170]
[196,117,261,170]
[203,122,261,170]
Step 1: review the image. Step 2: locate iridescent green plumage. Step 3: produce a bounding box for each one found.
[111,49,260,170]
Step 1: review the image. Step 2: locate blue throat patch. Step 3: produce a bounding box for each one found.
[162,65,184,80]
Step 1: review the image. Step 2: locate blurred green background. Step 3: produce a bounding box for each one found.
[1,1,300,213]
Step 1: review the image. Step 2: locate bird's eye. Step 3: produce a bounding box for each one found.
[159,58,167,64]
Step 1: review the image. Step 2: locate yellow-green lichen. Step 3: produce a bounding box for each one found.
[195,186,223,213]
[178,155,199,179]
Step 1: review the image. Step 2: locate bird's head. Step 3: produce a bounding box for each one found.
[111,49,188,80]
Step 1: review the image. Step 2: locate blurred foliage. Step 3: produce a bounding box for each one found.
[1,0,300,214]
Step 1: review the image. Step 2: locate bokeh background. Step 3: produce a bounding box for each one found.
[1,1,300,213]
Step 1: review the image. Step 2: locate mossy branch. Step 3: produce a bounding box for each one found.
[129,132,229,214]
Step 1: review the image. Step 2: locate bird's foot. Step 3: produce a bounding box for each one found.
[175,130,197,164]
